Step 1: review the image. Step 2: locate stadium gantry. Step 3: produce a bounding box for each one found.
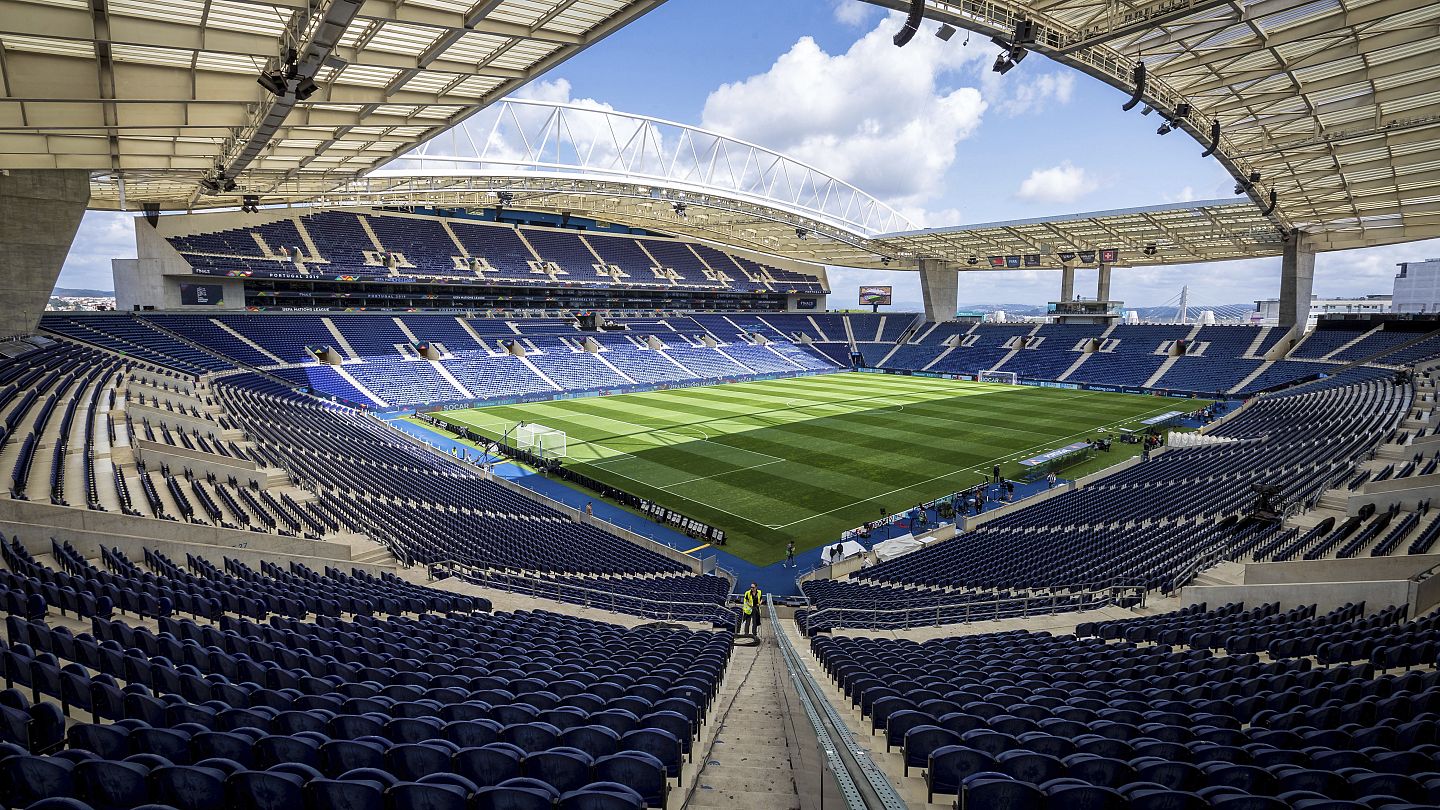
[4,1,1440,809]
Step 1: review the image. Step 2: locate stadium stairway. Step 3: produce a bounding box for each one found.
[687,621,800,810]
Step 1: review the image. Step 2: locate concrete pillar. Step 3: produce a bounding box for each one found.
[1279,231,1316,331]
[1096,263,1112,302]
[1060,264,1075,302]
[0,170,90,336]
[919,258,958,323]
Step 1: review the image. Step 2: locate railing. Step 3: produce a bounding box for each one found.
[440,562,738,626]
[802,585,1146,631]
[1164,535,1236,597]
[769,595,907,810]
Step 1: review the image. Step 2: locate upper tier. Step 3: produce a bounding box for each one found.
[166,210,827,295]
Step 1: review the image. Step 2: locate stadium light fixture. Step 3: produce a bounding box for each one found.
[936,23,957,41]
[673,202,687,217]
[993,54,1015,74]
[1140,105,1154,116]
[795,228,808,239]
[257,70,289,97]
[1156,122,1172,135]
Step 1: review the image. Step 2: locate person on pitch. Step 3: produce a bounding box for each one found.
[785,540,795,567]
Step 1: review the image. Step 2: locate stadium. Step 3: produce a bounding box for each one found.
[2,0,1440,808]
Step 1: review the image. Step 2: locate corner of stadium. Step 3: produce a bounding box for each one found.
[3,0,1440,807]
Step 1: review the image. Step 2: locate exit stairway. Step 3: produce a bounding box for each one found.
[686,623,800,810]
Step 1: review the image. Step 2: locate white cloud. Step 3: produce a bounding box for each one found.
[700,15,988,211]
[1016,161,1097,204]
[995,72,1074,117]
[832,0,876,26]
[57,211,134,292]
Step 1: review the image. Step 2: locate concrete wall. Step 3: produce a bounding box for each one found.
[118,217,246,311]
[1183,579,1415,615]
[3,519,395,577]
[126,402,236,437]
[0,169,89,335]
[0,498,358,561]
[919,259,958,323]
[1344,473,1440,515]
[1243,553,1440,585]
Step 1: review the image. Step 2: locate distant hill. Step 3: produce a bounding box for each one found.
[53,287,114,297]
[955,304,1048,317]
[956,302,1256,322]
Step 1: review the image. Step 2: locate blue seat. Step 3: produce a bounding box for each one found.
[386,782,469,810]
[902,725,959,776]
[618,729,680,780]
[1210,797,1288,810]
[560,726,621,760]
[963,775,1044,810]
[453,745,523,788]
[129,729,191,766]
[69,725,130,761]
[1126,789,1209,810]
[558,783,644,810]
[73,758,151,810]
[925,745,993,801]
[442,720,499,749]
[524,747,593,793]
[1044,782,1126,810]
[307,778,385,810]
[255,735,321,770]
[1,754,76,807]
[1136,760,1205,792]
[385,744,454,782]
[473,784,556,810]
[226,769,305,810]
[321,740,387,777]
[501,722,560,754]
[150,765,227,810]
[995,750,1064,785]
[594,752,667,808]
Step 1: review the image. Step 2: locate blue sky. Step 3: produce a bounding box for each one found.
[58,0,1440,311]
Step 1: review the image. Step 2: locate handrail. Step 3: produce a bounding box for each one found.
[803,584,1146,630]
[769,595,906,810]
[441,561,738,624]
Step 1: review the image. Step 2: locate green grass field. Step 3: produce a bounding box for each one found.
[431,373,1192,564]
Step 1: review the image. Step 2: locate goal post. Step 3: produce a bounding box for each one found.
[514,422,568,460]
[979,370,1019,385]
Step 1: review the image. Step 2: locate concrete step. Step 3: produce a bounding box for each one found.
[688,787,800,810]
[683,621,799,810]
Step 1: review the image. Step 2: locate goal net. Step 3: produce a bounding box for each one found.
[514,423,568,459]
[979,370,1019,385]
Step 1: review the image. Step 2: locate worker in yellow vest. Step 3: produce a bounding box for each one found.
[742,582,763,636]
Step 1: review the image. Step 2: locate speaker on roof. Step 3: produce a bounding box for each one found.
[893,0,926,47]
[1122,63,1146,112]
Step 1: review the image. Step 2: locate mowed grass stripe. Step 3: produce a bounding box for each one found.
[436,373,1193,563]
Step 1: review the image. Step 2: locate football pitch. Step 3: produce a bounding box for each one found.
[431,373,1192,565]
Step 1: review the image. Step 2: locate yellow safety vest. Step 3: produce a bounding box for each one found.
[743,589,762,615]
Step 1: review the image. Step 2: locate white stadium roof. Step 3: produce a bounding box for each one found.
[0,0,663,208]
[1,0,1436,271]
[860,0,1440,254]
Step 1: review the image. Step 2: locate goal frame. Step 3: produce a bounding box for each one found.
[514,423,568,459]
[979,370,1019,385]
